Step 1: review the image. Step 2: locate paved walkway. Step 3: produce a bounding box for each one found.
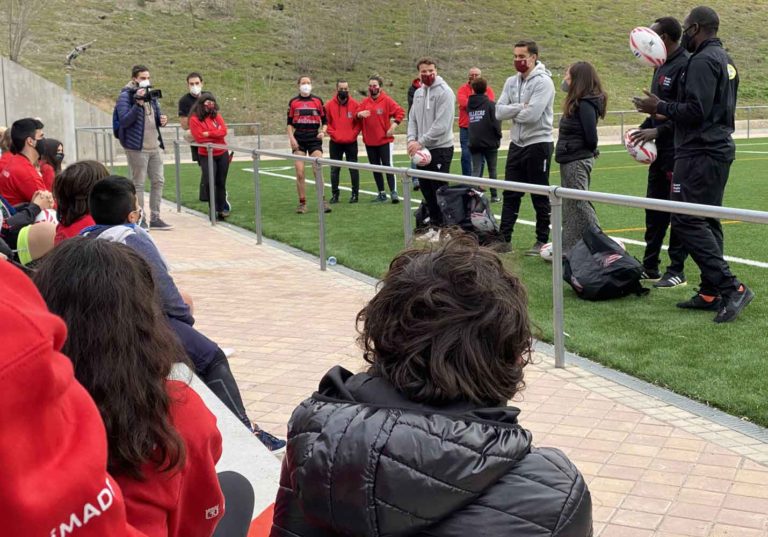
[153,207,768,537]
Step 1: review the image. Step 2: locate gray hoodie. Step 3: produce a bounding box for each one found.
[496,62,555,147]
[407,75,456,150]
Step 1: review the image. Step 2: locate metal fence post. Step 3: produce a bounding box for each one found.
[207,145,216,225]
[107,133,114,173]
[619,112,625,137]
[252,150,263,245]
[93,131,100,163]
[747,106,752,139]
[400,171,413,246]
[257,124,261,150]
[75,129,80,161]
[313,160,327,270]
[549,188,566,368]
[173,140,182,213]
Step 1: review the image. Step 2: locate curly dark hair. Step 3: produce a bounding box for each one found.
[34,237,188,480]
[357,234,533,406]
[54,160,109,227]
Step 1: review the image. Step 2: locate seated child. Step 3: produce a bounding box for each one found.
[53,160,110,244]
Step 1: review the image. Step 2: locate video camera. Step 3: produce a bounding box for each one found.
[134,86,163,103]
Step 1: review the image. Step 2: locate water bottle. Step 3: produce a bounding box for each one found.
[327,256,337,266]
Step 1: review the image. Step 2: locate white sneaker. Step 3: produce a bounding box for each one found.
[221,347,236,358]
[415,229,438,242]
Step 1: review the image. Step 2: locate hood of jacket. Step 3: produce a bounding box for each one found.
[281,366,532,537]
[467,93,491,111]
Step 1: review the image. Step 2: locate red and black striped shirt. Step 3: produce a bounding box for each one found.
[287,95,326,142]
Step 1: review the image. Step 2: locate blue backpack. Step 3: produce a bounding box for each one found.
[112,106,120,138]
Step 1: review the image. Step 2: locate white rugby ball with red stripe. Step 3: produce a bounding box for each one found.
[629,26,667,67]
[624,130,657,164]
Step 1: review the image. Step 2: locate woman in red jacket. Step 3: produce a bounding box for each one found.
[358,75,405,203]
[37,138,64,192]
[34,238,228,537]
[189,92,230,219]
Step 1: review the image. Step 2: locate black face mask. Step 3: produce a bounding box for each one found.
[337,90,349,101]
[681,24,698,53]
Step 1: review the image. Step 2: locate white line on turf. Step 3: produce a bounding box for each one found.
[242,168,768,269]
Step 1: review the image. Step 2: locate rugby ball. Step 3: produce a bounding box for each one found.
[35,208,59,224]
[540,242,554,262]
[629,27,667,67]
[624,130,657,164]
[411,147,432,167]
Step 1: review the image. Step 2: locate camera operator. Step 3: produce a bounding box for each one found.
[114,64,173,230]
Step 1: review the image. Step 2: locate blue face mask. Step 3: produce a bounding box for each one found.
[561,80,570,93]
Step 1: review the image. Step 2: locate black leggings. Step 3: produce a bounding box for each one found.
[365,143,396,192]
[199,152,230,213]
[213,471,255,537]
[200,349,253,431]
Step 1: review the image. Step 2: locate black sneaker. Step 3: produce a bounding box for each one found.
[139,219,150,231]
[714,285,754,323]
[253,426,286,454]
[641,269,661,281]
[654,273,687,288]
[391,190,400,204]
[491,196,501,203]
[525,241,545,256]
[349,193,359,203]
[149,217,174,231]
[413,178,420,191]
[330,192,340,204]
[677,293,722,311]
[370,192,387,203]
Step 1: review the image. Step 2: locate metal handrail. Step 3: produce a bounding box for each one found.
[172,140,768,369]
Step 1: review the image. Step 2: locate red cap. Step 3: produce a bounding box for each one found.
[0,261,146,536]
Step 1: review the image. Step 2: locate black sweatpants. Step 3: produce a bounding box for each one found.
[671,155,740,297]
[417,146,454,227]
[213,472,255,537]
[329,140,360,195]
[643,155,688,275]
[365,143,396,192]
[500,141,553,243]
[199,152,230,213]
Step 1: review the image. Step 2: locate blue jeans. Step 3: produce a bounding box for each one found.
[460,127,479,177]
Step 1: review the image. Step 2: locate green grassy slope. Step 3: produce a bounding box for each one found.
[5,0,768,133]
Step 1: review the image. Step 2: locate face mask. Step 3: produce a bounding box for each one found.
[299,84,312,95]
[514,59,530,74]
[337,90,349,101]
[55,152,64,162]
[369,87,380,97]
[138,79,151,88]
[204,103,216,114]
[420,73,436,86]
[561,80,570,93]
[189,85,202,96]
[33,138,44,156]
[681,26,697,53]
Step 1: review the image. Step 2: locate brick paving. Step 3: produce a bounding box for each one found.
[153,206,768,537]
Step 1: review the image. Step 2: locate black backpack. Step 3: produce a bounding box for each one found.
[432,184,502,245]
[563,225,649,301]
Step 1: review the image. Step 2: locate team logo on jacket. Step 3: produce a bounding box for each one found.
[376,108,384,115]
[727,64,737,80]
[660,75,672,88]
[672,182,681,194]
[205,504,221,519]
[347,112,353,119]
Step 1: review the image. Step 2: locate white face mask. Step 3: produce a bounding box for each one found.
[138,79,151,88]
[189,85,202,96]
[299,84,312,95]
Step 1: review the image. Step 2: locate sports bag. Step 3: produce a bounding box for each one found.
[433,184,502,244]
[563,225,649,301]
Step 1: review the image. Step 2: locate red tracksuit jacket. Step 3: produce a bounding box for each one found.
[0,153,47,205]
[189,113,229,157]
[358,90,405,147]
[325,95,362,144]
[458,82,495,129]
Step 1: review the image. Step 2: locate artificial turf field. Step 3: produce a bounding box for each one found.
[133,138,768,426]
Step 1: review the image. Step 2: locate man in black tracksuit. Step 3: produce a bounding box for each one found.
[634,6,753,323]
[630,18,690,288]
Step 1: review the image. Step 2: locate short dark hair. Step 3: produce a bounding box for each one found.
[357,234,533,406]
[471,77,488,94]
[514,40,539,56]
[10,118,44,154]
[336,79,348,87]
[54,161,110,227]
[89,176,136,226]
[416,57,437,69]
[688,6,720,33]
[131,65,149,78]
[186,71,203,83]
[654,17,683,43]
[368,74,384,86]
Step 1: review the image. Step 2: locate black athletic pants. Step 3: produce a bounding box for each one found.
[365,143,396,192]
[329,140,360,195]
[213,472,255,537]
[643,155,688,275]
[671,155,740,297]
[500,141,553,243]
[199,152,230,213]
[417,146,454,227]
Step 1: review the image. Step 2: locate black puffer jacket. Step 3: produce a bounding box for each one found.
[271,367,593,537]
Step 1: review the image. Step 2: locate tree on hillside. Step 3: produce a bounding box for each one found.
[7,0,44,62]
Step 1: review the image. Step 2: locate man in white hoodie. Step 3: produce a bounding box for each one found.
[496,40,555,254]
[407,58,456,228]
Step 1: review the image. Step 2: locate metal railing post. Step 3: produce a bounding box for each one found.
[252,150,263,245]
[101,131,108,168]
[619,112,625,136]
[313,160,327,270]
[75,129,80,161]
[256,124,261,150]
[747,106,752,139]
[173,140,182,213]
[207,145,216,225]
[549,187,566,368]
[401,171,413,246]
[107,133,114,173]
[93,131,100,163]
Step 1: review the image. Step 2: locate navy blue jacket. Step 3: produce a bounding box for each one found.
[115,84,165,151]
